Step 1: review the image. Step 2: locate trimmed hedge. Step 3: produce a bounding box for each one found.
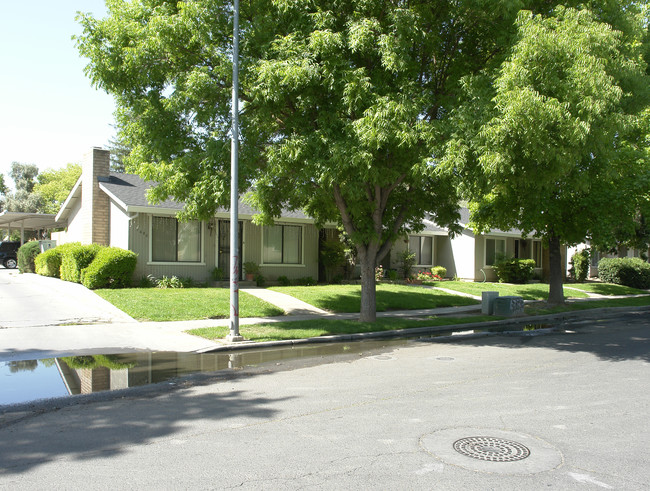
[81,247,138,289]
[17,241,41,273]
[35,242,81,278]
[60,243,103,283]
[597,257,650,289]
[493,257,536,284]
[569,249,590,282]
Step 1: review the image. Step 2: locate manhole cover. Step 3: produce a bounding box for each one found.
[453,436,530,462]
[420,427,563,475]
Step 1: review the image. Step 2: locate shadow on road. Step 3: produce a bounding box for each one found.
[430,311,650,363]
[0,378,294,475]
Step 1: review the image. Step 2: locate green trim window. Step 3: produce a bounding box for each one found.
[408,236,433,266]
[263,225,302,264]
[152,216,201,262]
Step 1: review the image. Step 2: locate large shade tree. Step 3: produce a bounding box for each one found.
[447,6,649,304]
[78,0,596,320]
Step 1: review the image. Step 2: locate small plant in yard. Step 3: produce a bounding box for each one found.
[417,271,442,281]
[277,275,291,286]
[431,266,447,278]
[156,275,184,289]
[375,264,384,281]
[387,269,398,281]
[255,273,266,287]
[211,267,225,281]
[399,250,416,279]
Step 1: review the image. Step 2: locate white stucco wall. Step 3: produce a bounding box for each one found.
[449,230,476,280]
[109,201,130,250]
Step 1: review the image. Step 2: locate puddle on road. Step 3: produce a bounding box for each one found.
[1,323,556,407]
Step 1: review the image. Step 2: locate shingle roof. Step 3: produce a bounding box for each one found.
[98,172,309,219]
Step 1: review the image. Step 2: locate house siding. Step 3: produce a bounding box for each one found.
[109,201,130,250]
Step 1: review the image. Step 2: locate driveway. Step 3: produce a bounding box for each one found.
[0,269,220,358]
[0,268,136,328]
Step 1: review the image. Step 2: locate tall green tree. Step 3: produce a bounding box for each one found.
[448,6,649,304]
[33,163,82,215]
[77,0,587,320]
[4,163,43,213]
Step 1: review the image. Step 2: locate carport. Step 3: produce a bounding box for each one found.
[0,211,63,244]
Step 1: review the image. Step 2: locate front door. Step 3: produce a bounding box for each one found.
[218,220,243,279]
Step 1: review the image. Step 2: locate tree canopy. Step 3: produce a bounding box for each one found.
[447,6,649,303]
[76,0,648,317]
[33,163,82,215]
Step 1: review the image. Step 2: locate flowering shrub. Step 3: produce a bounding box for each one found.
[375,264,384,281]
[417,271,442,281]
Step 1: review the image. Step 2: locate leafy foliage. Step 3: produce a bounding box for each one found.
[493,257,536,284]
[449,6,649,303]
[569,249,591,282]
[597,257,650,289]
[33,164,82,215]
[17,241,41,273]
[34,243,81,278]
[60,243,102,283]
[81,247,138,289]
[431,266,447,278]
[398,250,416,279]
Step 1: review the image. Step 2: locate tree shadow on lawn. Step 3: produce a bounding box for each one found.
[570,283,647,296]
[0,371,295,475]
[313,289,479,313]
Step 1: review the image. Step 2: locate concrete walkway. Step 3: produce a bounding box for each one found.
[241,287,330,315]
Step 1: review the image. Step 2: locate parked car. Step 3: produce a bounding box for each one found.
[0,241,20,269]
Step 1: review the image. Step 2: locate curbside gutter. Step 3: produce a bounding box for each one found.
[197,304,650,353]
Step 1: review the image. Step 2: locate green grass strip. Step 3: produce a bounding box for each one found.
[96,288,284,321]
[188,315,497,342]
[268,283,479,312]
[428,281,590,300]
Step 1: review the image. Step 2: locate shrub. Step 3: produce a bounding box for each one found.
[375,264,384,281]
[17,241,41,273]
[243,261,259,275]
[139,275,157,288]
[81,247,138,289]
[387,269,398,281]
[431,266,447,278]
[277,275,291,286]
[255,273,266,287]
[60,243,103,283]
[492,257,536,284]
[156,275,184,289]
[597,257,650,289]
[320,238,347,282]
[294,276,317,286]
[569,249,590,282]
[211,267,225,281]
[34,242,80,278]
[399,250,416,279]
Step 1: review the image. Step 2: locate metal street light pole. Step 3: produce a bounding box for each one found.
[228,0,243,342]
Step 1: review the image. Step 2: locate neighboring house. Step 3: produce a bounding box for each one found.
[567,242,650,278]
[54,148,322,283]
[390,208,555,282]
[53,148,560,284]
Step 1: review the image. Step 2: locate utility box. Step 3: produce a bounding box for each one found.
[481,291,500,315]
[493,296,525,317]
[39,240,56,253]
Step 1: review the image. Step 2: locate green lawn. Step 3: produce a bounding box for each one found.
[268,283,479,312]
[96,288,284,321]
[524,295,650,315]
[564,282,649,296]
[188,315,497,342]
[429,281,590,300]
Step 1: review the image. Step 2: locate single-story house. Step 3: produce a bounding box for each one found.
[385,208,556,282]
[53,148,560,283]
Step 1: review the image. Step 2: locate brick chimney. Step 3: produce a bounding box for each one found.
[81,147,110,245]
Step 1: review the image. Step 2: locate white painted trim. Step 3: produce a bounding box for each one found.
[98,183,129,212]
[55,176,82,222]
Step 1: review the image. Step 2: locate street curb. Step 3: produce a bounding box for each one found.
[197,304,650,353]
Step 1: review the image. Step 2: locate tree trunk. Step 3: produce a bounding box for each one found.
[358,245,378,323]
[547,234,565,305]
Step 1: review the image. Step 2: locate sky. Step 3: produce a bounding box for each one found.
[0,1,114,182]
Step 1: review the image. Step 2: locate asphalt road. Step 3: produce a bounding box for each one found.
[1,312,648,489]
